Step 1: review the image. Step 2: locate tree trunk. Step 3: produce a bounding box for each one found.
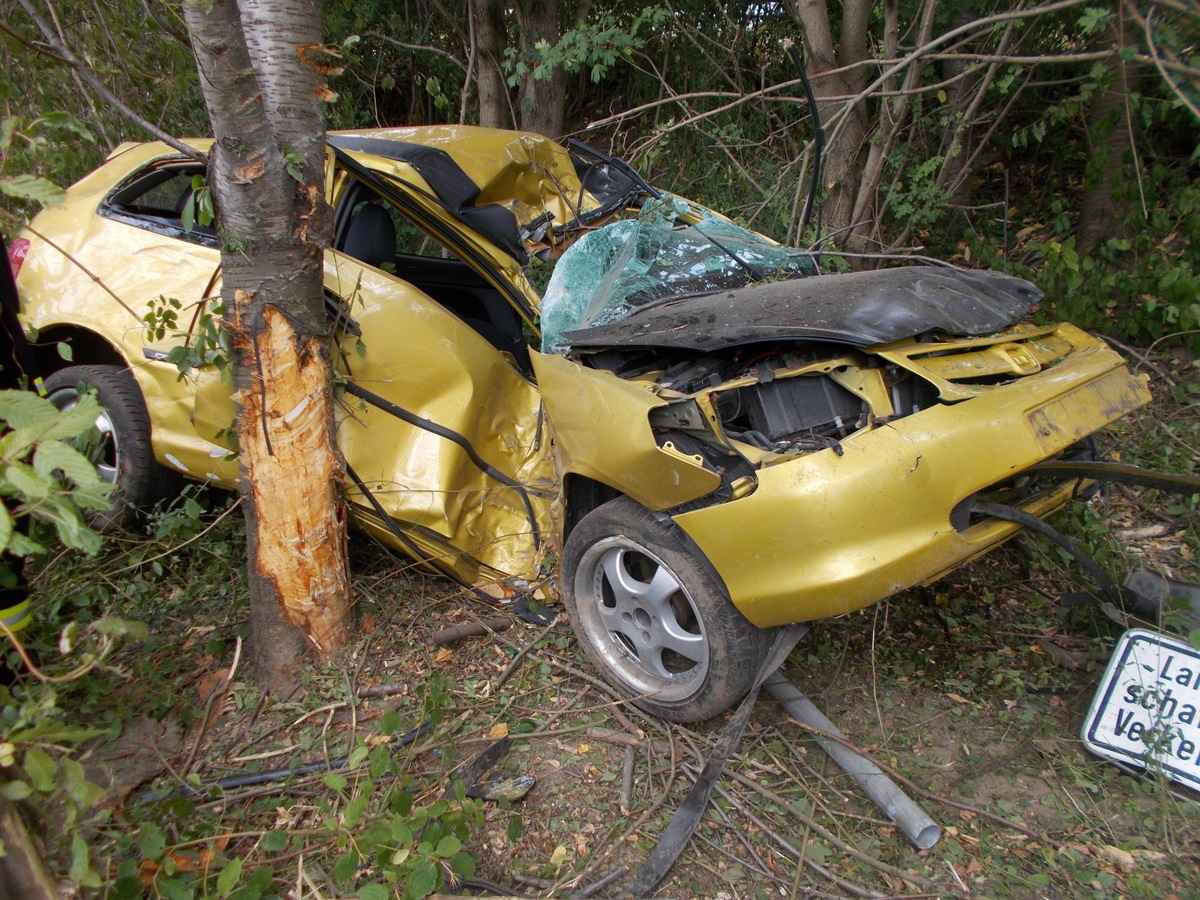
[786,0,872,236]
[472,0,511,128]
[183,0,351,688]
[1077,20,1140,257]
[516,0,564,137]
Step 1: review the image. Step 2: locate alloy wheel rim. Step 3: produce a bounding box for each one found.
[48,386,120,485]
[573,536,709,703]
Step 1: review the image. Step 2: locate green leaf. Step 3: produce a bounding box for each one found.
[404,858,438,899]
[181,195,196,233]
[331,849,359,882]
[391,818,412,846]
[5,461,50,499]
[368,744,393,779]
[34,440,108,492]
[0,780,32,800]
[378,710,401,735]
[260,830,288,853]
[347,743,369,769]
[0,174,65,206]
[137,821,166,860]
[323,771,348,791]
[344,792,370,828]
[506,815,524,842]
[0,503,12,555]
[448,851,475,879]
[22,746,56,792]
[435,835,462,858]
[358,885,389,900]
[0,390,62,430]
[69,832,92,884]
[281,146,304,182]
[217,857,243,894]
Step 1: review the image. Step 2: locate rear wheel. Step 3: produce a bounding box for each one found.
[562,496,774,722]
[44,365,178,529]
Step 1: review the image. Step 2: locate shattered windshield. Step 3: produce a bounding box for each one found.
[539,196,817,353]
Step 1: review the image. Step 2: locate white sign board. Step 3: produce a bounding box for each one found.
[1082,628,1200,791]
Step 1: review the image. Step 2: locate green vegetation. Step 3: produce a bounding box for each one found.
[1,1,1198,895]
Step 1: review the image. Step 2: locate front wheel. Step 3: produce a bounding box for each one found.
[562,496,774,723]
[44,365,179,529]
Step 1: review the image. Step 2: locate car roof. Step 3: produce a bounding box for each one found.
[108,126,615,262]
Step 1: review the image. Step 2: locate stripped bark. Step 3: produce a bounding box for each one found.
[183,0,351,685]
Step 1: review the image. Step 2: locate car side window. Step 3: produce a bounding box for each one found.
[101,163,218,248]
[334,181,532,372]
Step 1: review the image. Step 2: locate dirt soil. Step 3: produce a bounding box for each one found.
[76,358,1200,899]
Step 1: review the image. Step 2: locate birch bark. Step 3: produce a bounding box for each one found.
[183,0,351,687]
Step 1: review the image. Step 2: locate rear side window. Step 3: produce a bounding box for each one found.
[101,163,218,248]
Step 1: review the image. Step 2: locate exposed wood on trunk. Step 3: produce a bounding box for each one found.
[235,303,350,658]
[184,0,351,685]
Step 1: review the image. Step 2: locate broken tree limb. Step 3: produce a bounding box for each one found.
[431,615,512,646]
[0,801,56,900]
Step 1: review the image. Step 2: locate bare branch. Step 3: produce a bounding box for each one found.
[364,30,467,72]
[824,0,1098,146]
[1142,8,1200,119]
[13,0,207,162]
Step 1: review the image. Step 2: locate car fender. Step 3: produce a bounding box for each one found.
[530,349,721,511]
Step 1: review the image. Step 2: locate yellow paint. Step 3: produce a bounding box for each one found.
[674,335,1149,627]
[530,350,721,510]
[15,126,1153,632]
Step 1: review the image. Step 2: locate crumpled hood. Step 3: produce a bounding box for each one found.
[562,265,1043,351]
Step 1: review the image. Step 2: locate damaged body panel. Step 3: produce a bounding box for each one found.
[669,336,1149,627]
[562,266,1044,351]
[13,125,1151,723]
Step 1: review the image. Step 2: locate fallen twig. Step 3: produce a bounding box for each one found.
[358,682,410,699]
[723,768,955,895]
[493,619,557,691]
[182,637,243,775]
[432,615,512,647]
[703,773,888,900]
[620,745,635,815]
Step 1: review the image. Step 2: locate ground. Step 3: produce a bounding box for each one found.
[12,352,1200,899]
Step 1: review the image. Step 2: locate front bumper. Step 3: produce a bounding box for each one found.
[673,342,1150,628]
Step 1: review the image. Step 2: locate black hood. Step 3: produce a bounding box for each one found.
[562,266,1043,352]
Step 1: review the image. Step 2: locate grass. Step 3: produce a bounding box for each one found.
[4,352,1199,898]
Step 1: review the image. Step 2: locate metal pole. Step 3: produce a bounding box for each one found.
[764,672,941,850]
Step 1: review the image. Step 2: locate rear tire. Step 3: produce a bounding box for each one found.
[43,365,179,529]
[562,496,774,722]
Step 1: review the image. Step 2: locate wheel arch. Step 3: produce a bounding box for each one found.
[31,325,126,377]
[562,473,621,542]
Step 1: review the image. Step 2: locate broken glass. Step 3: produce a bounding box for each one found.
[539,196,817,353]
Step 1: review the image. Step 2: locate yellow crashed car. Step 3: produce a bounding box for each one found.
[10,126,1149,721]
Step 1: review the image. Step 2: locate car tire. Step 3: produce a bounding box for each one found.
[43,365,179,530]
[562,496,775,723]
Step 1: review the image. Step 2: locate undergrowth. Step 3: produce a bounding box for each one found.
[1,356,1197,898]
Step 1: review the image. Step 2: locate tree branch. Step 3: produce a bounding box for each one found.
[13,0,207,162]
[823,0,1098,147]
[364,30,467,71]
